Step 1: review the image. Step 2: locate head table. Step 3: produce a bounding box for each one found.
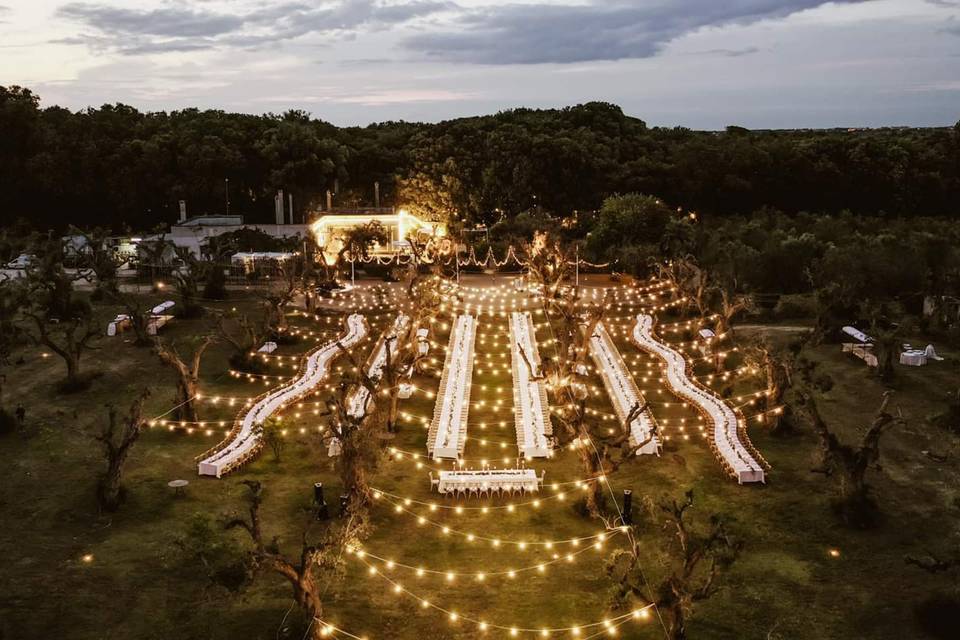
[436,468,540,495]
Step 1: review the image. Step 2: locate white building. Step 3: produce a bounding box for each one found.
[136,215,307,260]
[310,208,446,256]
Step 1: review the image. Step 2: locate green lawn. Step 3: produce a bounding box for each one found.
[2,276,959,639]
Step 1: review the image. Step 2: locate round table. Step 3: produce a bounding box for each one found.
[168,479,189,496]
[899,350,927,366]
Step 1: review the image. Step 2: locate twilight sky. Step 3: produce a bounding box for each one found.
[1,0,958,128]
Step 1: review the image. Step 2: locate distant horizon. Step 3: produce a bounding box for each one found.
[16,88,958,131]
[3,1,960,130]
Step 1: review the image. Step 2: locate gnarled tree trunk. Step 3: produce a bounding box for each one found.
[96,388,150,512]
[154,335,214,423]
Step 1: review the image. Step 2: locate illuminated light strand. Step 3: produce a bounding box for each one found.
[375,495,616,546]
[313,619,367,640]
[370,478,604,511]
[383,444,554,468]
[352,532,613,579]
[228,369,297,380]
[140,403,783,439]
[352,554,654,636]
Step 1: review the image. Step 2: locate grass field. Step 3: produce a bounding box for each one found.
[2,275,959,640]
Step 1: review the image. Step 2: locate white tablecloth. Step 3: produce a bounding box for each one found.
[437,469,538,494]
[198,313,367,477]
[428,315,476,459]
[510,311,552,458]
[347,314,409,418]
[900,350,927,366]
[589,322,660,455]
[634,314,764,484]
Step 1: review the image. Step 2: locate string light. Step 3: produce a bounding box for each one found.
[106,270,771,639]
[374,494,618,546]
[352,554,654,637]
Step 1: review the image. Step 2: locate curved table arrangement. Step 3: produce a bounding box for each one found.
[632,314,767,484]
[427,314,477,460]
[588,322,661,455]
[196,313,368,477]
[509,311,553,458]
[347,314,411,418]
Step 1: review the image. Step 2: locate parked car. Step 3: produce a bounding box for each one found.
[316,280,346,297]
[5,254,35,270]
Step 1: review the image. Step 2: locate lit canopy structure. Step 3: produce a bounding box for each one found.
[311,209,446,256]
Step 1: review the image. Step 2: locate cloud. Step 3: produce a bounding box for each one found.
[694,46,761,57]
[402,0,870,64]
[55,0,455,55]
[941,14,960,36]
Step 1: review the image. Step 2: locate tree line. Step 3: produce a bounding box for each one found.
[2,85,959,232]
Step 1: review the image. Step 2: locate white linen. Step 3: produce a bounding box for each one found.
[427,315,477,459]
[258,342,278,353]
[416,327,430,356]
[327,437,342,457]
[197,313,367,477]
[510,311,553,458]
[841,325,872,343]
[146,315,173,335]
[900,350,927,366]
[588,322,661,455]
[842,343,878,367]
[633,314,764,484]
[347,314,410,418]
[106,314,130,336]
[436,468,538,494]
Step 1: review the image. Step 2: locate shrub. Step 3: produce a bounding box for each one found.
[228,352,268,374]
[572,494,607,518]
[773,294,818,320]
[913,593,960,640]
[0,407,16,435]
[203,267,228,300]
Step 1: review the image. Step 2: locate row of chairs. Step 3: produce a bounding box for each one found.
[429,471,545,499]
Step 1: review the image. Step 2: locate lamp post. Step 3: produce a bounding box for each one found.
[224,178,230,216]
[350,244,355,288]
[575,245,579,287]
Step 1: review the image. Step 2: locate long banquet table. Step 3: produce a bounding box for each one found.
[197,313,367,477]
[632,314,765,484]
[347,314,410,417]
[436,468,539,495]
[588,322,661,455]
[427,314,476,459]
[510,311,553,458]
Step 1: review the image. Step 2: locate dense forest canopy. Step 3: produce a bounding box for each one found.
[2,85,959,232]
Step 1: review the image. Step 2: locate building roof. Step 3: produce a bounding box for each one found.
[175,215,244,227]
